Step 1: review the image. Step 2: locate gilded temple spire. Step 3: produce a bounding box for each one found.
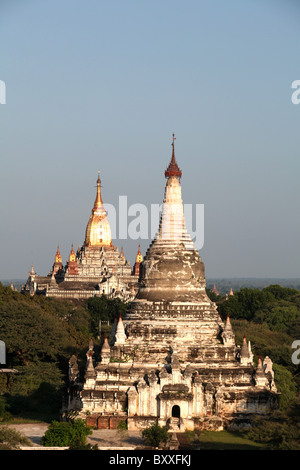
[55,245,62,264]
[135,244,143,264]
[69,244,76,262]
[132,244,143,275]
[93,171,103,211]
[84,172,112,247]
[52,244,63,275]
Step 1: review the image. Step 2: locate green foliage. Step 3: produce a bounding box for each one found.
[246,398,300,449]
[5,374,63,421]
[253,303,300,333]
[216,284,300,412]
[117,419,128,430]
[219,284,300,326]
[0,426,32,450]
[184,429,201,444]
[0,284,89,370]
[218,285,300,372]
[205,288,221,302]
[218,287,275,321]
[142,423,170,448]
[41,418,92,447]
[272,364,297,409]
[1,280,300,431]
[198,430,265,450]
[0,283,127,420]
[263,285,299,300]
[0,287,129,422]
[231,319,298,409]
[0,396,11,422]
[86,295,127,337]
[232,319,293,368]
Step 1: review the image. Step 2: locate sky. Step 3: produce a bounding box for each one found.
[0,0,300,280]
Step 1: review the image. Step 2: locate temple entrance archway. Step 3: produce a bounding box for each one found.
[172,405,180,418]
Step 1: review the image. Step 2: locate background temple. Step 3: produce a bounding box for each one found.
[65,138,279,432]
[23,173,140,300]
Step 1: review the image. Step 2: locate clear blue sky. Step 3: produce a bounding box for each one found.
[1,0,300,280]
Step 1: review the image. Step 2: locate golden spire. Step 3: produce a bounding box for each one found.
[69,244,76,262]
[55,245,62,264]
[135,244,143,264]
[93,171,103,211]
[84,172,112,247]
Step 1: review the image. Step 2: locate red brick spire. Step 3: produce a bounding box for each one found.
[165,133,182,179]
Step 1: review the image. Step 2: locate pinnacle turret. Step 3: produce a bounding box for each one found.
[134,136,206,302]
[100,334,111,364]
[84,172,112,247]
[165,133,182,179]
[114,314,126,345]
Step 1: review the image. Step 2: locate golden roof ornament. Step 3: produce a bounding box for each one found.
[84,172,112,247]
[135,244,143,264]
[55,245,62,264]
[69,244,76,263]
[93,171,103,211]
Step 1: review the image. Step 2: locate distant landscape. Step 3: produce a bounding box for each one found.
[4,278,300,295]
[206,278,300,295]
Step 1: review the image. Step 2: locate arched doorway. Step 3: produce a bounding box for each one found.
[172,405,180,418]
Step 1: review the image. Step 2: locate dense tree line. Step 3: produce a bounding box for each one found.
[207,284,300,448]
[0,282,300,448]
[0,282,126,421]
[207,284,300,387]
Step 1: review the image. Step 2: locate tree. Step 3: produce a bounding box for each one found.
[86,295,127,336]
[262,284,299,301]
[272,364,297,409]
[246,398,300,450]
[206,288,220,302]
[41,419,92,447]
[0,283,90,420]
[253,303,300,333]
[0,426,32,450]
[218,287,275,321]
[142,424,170,448]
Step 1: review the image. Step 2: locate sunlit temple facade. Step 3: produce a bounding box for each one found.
[65,137,279,432]
[23,173,141,300]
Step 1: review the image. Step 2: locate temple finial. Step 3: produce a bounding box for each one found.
[165,133,182,179]
[135,244,143,263]
[93,171,103,209]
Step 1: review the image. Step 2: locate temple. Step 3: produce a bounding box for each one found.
[23,172,140,300]
[65,137,279,432]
